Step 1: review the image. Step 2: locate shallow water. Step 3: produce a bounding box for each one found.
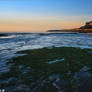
[47,58,64,64]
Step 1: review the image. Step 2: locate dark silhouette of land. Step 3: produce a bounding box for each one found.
[0,33,7,37]
[48,21,92,33]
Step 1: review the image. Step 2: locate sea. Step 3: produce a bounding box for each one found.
[0,32,92,71]
[0,32,92,92]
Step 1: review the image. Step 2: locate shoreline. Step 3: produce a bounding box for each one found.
[3,46,92,92]
[47,29,92,33]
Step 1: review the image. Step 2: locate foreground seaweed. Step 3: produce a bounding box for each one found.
[0,47,92,92]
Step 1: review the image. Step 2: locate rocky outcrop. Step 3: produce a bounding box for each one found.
[0,33,7,37]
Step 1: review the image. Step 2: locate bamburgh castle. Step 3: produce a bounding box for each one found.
[80,21,92,29]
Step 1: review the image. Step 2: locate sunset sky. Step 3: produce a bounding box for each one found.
[0,0,92,32]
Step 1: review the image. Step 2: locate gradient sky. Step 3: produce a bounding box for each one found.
[0,0,92,32]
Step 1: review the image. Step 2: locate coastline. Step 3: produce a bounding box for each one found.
[2,46,92,92]
[0,32,92,92]
[47,29,92,33]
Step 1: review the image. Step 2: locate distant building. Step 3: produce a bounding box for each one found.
[80,21,92,29]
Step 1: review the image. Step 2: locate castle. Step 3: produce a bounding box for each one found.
[80,21,92,29]
[48,21,92,33]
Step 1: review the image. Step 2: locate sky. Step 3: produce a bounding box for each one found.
[0,0,92,32]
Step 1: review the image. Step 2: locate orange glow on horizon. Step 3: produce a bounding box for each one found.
[0,21,83,32]
[0,15,89,32]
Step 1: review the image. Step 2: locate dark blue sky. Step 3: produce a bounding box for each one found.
[0,0,92,16]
